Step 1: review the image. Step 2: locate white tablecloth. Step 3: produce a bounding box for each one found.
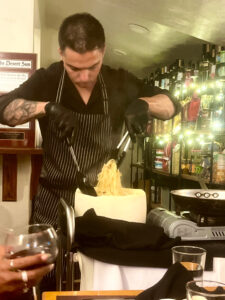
[77,253,225,291]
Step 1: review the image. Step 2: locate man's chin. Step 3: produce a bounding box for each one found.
[76,82,93,88]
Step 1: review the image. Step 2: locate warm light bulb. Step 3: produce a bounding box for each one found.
[174,91,180,97]
[212,121,222,130]
[216,81,223,87]
[202,85,207,91]
[185,130,192,136]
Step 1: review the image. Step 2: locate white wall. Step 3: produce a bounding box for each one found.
[0,0,34,53]
[0,0,35,229]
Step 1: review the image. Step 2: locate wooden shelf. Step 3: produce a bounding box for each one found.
[152,169,178,178]
[181,174,209,183]
[131,162,144,169]
[0,147,43,155]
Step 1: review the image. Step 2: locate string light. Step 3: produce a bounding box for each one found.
[216,94,224,101]
[174,91,180,97]
[185,130,193,136]
[173,79,225,98]
[212,120,223,130]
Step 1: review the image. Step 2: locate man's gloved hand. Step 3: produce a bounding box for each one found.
[45,102,76,145]
[124,99,149,143]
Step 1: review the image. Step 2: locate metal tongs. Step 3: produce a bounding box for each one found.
[66,138,97,196]
[111,131,131,168]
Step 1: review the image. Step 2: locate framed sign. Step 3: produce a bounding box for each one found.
[0,52,37,147]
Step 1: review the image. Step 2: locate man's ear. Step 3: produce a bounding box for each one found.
[102,45,106,57]
[58,48,63,58]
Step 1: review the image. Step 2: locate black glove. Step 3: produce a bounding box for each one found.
[45,102,76,144]
[124,99,149,143]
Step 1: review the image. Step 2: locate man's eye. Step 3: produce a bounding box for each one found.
[89,65,97,70]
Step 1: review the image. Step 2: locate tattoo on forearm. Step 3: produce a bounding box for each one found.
[3,99,44,126]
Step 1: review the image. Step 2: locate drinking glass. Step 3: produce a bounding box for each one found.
[186,280,225,299]
[5,224,58,262]
[172,245,206,280]
[4,224,58,299]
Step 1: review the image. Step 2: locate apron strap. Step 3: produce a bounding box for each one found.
[99,72,109,115]
[56,68,109,116]
[56,68,66,104]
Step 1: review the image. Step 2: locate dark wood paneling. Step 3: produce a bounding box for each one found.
[30,154,43,200]
[2,154,17,201]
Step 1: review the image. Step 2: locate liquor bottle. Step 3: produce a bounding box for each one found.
[202,43,211,61]
[149,73,154,86]
[169,63,176,93]
[164,66,170,90]
[191,62,200,83]
[215,45,225,78]
[174,59,185,98]
[209,44,216,79]
[176,59,185,82]
[216,45,223,64]
[200,43,210,82]
[154,68,161,87]
[160,66,165,89]
[184,61,193,88]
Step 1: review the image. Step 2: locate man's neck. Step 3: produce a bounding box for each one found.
[75,81,96,105]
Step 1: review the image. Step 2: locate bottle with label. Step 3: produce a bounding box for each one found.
[169,63,176,93]
[184,61,193,88]
[174,59,185,99]
[149,73,154,86]
[209,45,216,79]
[191,61,200,83]
[154,68,161,87]
[216,45,225,64]
[160,66,165,89]
[164,65,170,90]
[200,43,211,82]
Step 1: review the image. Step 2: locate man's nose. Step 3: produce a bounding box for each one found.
[79,70,89,81]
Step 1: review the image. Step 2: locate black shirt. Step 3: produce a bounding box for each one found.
[0,61,179,143]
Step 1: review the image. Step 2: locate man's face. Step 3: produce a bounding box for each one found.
[59,47,105,88]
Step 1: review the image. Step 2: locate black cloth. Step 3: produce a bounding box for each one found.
[136,262,193,300]
[75,209,179,250]
[74,209,225,270]
[74,209,180,268]
[187,281,225,296]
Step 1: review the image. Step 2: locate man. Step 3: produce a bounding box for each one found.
[0,13,180,229]
[0,245,53,299]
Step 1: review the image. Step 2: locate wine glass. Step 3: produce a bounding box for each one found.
[5,224,58,262]
[4,224,58,298]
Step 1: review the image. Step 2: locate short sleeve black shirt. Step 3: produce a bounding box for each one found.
[0,61,179,142]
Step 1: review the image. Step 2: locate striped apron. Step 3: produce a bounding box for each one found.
[32,70,112,228]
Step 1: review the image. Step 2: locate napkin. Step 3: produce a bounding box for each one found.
[136,262,193,300]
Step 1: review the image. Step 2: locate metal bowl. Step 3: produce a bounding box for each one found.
[171,189,225,217]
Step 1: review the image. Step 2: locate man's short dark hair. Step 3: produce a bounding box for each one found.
[58,13,105,53]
